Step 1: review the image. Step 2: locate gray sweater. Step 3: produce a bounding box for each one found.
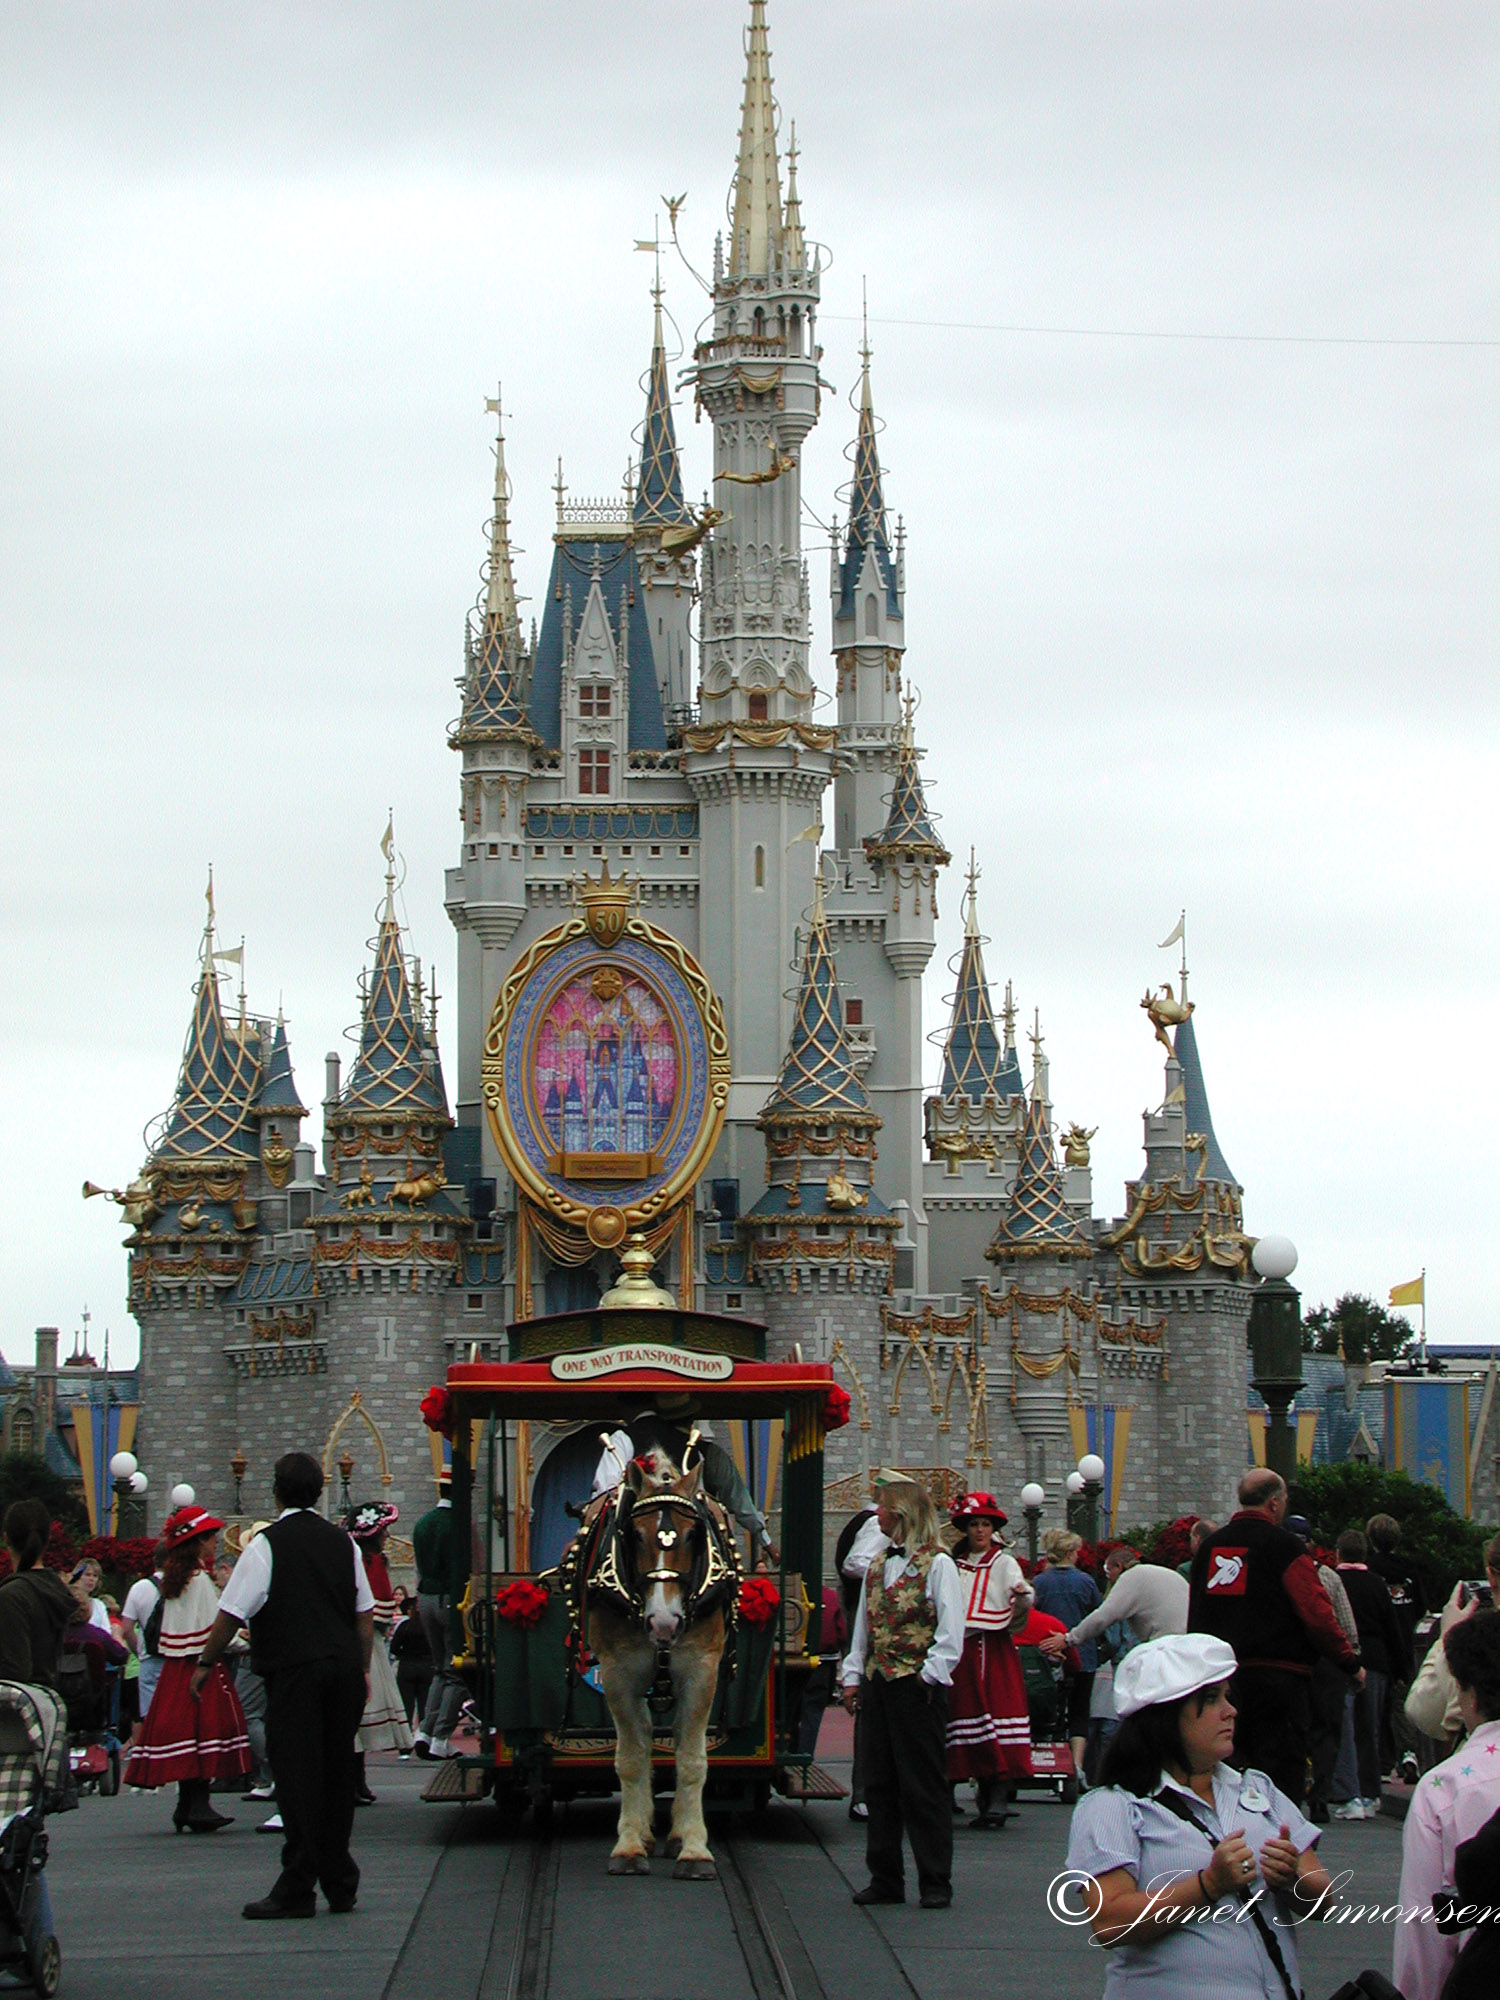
[1065,1563,1189,1648]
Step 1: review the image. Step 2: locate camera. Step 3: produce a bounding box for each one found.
[1458,1579,1495,1610]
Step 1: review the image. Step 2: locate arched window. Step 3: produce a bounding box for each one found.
[753,845,766,889]
[748,690,768,723]
[10,1408,34,1457]
[864,593,879,637]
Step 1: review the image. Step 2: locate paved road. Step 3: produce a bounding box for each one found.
[48,1749,1411,1999]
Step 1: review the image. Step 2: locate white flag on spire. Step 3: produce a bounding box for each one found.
[213,946,244,968]
[380,817,394,862]
[1159,913,1185,950]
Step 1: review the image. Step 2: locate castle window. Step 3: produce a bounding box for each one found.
[578,683,612,718]
[620,845,632,856]
[726,1293,743,1311]
[679,845,690,857]
[465,1294,484,1313]
[753,844,765,889]
[864,593,878,637]
[578,748,611,795]
[650,845,662,857]
[845,998,863,1026]
[748,691,768,723]
[815,1223,830,1237]
[10,1409,34,1456]
[378,1221,394,1238]
[592,845,604,856]
[534,845,545,857]
[488,843,499,857]
[562,845,574,856]
[381,1124,395,1137]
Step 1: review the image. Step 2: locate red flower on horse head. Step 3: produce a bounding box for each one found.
[737,1575,781,1629]
[821,1383,852,1432]
[419,1385,454,1439]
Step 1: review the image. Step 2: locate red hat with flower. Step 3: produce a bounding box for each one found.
[950,1490,1009,1528]
[160,1505,226,1550]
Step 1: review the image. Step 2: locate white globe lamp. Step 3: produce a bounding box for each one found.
[1065,1471,1085,1496]
[1078,1453,1106,1485]
[109,1451,138,1482]
[1252,1235,1298,1282]
[1019,1482,1046,1511]
[169,1483,196,1509]
[129,1471,148,1493]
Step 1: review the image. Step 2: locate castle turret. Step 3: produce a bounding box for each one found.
[252,1013,306,1191]
[986,1022,1091,1265]
[687,0,833,1204]
[832,332,905,854]
[632,288,696,723]
[925,857,1025,1181]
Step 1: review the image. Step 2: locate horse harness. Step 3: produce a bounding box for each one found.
[559,1479,742,1641]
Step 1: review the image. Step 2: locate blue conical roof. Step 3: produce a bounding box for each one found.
[633,301,690,531]
[253,1016,306,1115]
[866,721,948,863]
[759,893,878,1128]
[341,901,448,1118]
[157,933,259,1160]
[989,1066,1090,1259]
[940,870,1023,1101]
[837,350,900,623]
[454,403,537,746]
[1173,1011,1237,1186]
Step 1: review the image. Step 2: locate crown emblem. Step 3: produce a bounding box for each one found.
[576,862,634,948]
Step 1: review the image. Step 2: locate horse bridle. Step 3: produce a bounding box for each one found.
[631,1495,710,1588]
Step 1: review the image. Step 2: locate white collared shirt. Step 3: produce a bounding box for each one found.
[216,1507,375,1625]
[840,1548,965,1688]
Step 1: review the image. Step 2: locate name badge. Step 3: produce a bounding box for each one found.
[1238,1780,1272,1814]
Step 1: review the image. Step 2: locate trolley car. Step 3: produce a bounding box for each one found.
[429,1299,839,1821]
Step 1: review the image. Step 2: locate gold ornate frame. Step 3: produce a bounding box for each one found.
[481,909,729,1236]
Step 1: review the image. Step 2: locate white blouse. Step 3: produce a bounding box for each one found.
[157,1569,222,1660]
[957,1546,1032,1633]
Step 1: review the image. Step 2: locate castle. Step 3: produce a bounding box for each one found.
[94,2,1260,1544]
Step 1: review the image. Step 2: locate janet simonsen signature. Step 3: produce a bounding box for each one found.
[1046,1869,1500,1945]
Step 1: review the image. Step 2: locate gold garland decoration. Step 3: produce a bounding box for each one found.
[154,1166,247,1205]
[312,1230,459,1273]
[747,1231,894,1292]
[881,1302,978,1341]
[680,719,838,755]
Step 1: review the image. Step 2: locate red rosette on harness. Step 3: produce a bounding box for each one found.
[821,1383,852,1432]
[419,1384,455,1439]
[495,1579,550,1630]
[736,1574,781,1629]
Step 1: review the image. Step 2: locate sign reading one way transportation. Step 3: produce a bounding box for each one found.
[549,1344,734,1383]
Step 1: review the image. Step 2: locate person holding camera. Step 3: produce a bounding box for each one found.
[1406,1535,1500,1751]
[1395,1610,1500,2000]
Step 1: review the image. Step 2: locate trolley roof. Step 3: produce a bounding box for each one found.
[447,1355,835,1420]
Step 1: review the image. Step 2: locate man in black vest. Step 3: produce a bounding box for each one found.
[1188,1467,1362,1804]
[194,1451,374,1918]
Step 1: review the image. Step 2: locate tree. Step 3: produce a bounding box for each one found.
[1291,1463,1493,1605]
[1301,1292,1415,1365]
[0,1453,90,1537]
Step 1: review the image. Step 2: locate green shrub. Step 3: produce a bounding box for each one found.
[1290,1463,1494,1606]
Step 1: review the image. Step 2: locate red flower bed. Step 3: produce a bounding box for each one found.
[82,1536,159,1578]
[821,1383,851,1432]
[419,1384,455,1439]
[737,1575,781,1629]
[495,1579,550,1629]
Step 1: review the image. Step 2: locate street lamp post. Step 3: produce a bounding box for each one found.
[1076,1453,1106,1547]
[1065,1469,1085,1535]
[1248,1236,1305,1486]
[1020,1482,1046,1565]
[109,1451,149,1538]
[338,1449,355,1505]
[230,1448,247,1512]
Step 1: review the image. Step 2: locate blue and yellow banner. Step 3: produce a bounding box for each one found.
[1386,1378,1470,1515]
[726,1418,783,1520]
[73,1401,139,1535]
[1246,1406,1319,1468]
[1067,1406,1133,1536]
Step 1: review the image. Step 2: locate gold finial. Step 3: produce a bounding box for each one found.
[1002,978,1017,1050]
[553,456,567,530]
[481,386,521,640]
[963,847,981,939]
[1158,909,1189,1005]
[1028,1006,1045,1088]
[598,1233,675,1311]
[380,813,397,914]
[576,860,634,948]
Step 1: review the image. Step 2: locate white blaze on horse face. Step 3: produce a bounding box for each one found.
[644,1577,684,1643]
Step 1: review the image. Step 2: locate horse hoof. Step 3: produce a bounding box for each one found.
[663,1836,682,1861]
[609,1853,651,1875]
[673,1857,718,1881]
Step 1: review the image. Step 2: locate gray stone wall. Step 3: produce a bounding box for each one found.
[134,1301,241,1526]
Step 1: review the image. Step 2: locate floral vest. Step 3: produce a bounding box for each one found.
[864,1547,938,1681]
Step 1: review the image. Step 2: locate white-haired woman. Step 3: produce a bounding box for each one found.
[1063,1633,1330,1996]
[839,1472,965,1910]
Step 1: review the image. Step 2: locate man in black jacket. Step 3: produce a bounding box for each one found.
[1335,1527,1412,1815]
[195,1452,373,1919]
[1189,1468,1363,1804]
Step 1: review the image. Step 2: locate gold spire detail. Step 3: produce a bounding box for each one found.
[963,848,982,940]
[782,118,805,267]
[729,0,784,277]
[482,388,520,645]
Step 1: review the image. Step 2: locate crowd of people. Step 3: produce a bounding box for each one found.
[4,1444,1500,1993]
[826,1462,1500,1998]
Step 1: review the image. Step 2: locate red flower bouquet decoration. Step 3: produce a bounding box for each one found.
[419,1384,454,1439]
[737,1575,781,1629]
[822,1383,852,1432]
[495,1579,550,1630]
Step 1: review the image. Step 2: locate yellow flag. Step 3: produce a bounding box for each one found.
[1389,1275,1424,1309]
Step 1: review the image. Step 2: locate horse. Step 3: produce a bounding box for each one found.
[559,1445,740,1879]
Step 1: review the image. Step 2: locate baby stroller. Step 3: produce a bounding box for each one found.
[1017,1634,1079,1803]
[0,1681,68,1995]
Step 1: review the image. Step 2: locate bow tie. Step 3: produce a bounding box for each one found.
[887,1545,907,1558]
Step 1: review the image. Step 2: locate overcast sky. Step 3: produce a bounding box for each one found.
[3,1,1495,1372]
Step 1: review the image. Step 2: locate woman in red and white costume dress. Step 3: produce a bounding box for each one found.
[344,1501,413,1801]
[946,1492,1034,1827]
[124,1506,251,1830]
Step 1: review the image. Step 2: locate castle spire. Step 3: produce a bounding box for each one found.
[782,119,806,267]
[864,691,949,866]
[151,876,260,1160]
[759,885,876,1130]
[453,393,537,745]
[728,0,784,276]
[938,854,1019,1102]
[342,838,448,1119]
[1172,1009,1237,1186]
[633,291,690,531]
[252,1011,306,1116]
[986,1025,1091,1260]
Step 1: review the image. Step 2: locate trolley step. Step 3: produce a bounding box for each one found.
[421,1759,492,1803]
[775,1762,848,1801]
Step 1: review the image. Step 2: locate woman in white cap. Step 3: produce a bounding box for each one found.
[1063,1633,1330,1996]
